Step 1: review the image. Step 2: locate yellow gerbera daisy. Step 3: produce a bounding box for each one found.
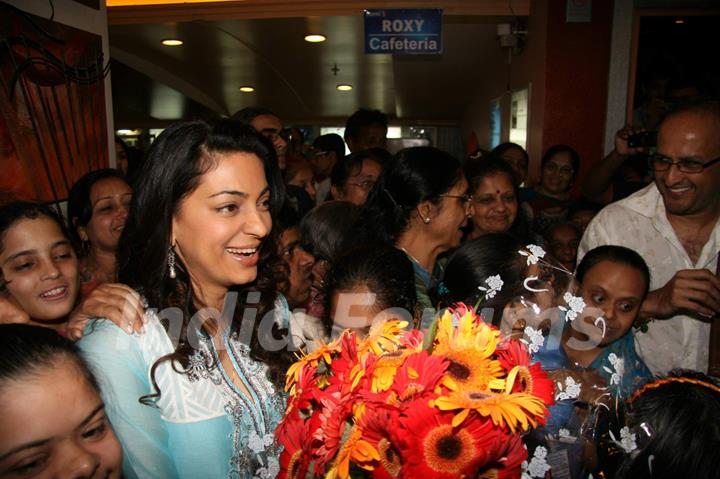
[370,349,413,393]
[359,319,408,356]
[432,390,547,433]
[433,309,499,359]
[431,310,505,394]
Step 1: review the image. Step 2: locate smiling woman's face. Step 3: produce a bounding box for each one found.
[171,151,272,306]
[0,217,79,322]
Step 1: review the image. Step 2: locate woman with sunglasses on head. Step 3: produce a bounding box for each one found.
[357,146,474,327]
[78,120,293,478]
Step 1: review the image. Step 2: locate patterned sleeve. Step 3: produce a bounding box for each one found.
[78,320,178,479]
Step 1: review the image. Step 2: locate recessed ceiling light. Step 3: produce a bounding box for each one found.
[161,38,183,46]
[675,19,685,24]
[336,84,353,91]
[239,86,255,93]
[304,34,327,43]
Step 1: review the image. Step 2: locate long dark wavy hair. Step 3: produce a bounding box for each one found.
[117,119,291,394]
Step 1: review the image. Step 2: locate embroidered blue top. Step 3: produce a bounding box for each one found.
[78,309,286,479]
[587,329,654,398]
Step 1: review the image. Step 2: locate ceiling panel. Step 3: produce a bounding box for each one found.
[108,14,512,126]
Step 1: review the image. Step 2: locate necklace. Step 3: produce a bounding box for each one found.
[398,247,427,272]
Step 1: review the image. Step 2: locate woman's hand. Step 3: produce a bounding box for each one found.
[0,295,30,325]
[65,283,145,341]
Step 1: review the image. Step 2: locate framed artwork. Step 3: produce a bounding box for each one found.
[0,2,108,203]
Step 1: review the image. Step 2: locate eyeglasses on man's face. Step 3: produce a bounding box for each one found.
[650,154,720,173]
[347,179,377,191]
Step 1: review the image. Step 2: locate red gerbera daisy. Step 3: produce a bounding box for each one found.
[277,416,312,479]
[497,339,556,406]
[362,350,448,410]
[360,409,404,479]
[475,434,528,479]
[396,402,506,478]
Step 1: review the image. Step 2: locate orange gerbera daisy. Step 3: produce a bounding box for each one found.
[326,423,380,479]
[432,389,548,433]
[396,404,503,478]
[497,339,556,405]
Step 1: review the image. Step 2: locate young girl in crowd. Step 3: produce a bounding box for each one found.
[0,323,123,478]
[358,146,474,322]
[564,245,654,397]
[0,201,143,339]
[79,119,292,478]
[327,243,417,337]
[68,168,132,298]
[299,200,361,324]
[615,371,720,479]
[0,202,78,332]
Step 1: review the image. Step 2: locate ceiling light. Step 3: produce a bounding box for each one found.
[239,86,255,93]
[336,84,353,91]
[161,38,183,46]
[675,19,685,24]
[304,34,327,43]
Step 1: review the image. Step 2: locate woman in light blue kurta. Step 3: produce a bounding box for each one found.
[79,119,293,478]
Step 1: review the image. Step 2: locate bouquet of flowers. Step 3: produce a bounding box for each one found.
[276,304,555,479]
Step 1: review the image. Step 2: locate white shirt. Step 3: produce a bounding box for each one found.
[578,183,719,375]
[315,178,332,205]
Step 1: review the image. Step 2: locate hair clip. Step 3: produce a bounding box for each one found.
[629,376,720,403]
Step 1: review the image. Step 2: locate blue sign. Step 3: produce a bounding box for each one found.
[364,9,443,55]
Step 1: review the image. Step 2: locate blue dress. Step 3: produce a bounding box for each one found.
[587,329,654,398]
[78,308,286,479]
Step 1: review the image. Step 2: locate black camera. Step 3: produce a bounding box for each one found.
[627,131,657,148]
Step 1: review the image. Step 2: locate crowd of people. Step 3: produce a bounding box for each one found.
[1,99,719,478]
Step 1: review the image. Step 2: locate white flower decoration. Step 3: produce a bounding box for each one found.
[248,431,265,455]
[478,274,504,299]
[558,428,573,440]
[555,376,582,401]
[560,292,586,321]
[609,426,638,454]
[519,244,546,265]
[522,446,551,478]
[603,353,625,386]
[522,326,545,354]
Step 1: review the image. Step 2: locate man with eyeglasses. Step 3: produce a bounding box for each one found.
[578,100,720,376]
[232,107,288,171]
